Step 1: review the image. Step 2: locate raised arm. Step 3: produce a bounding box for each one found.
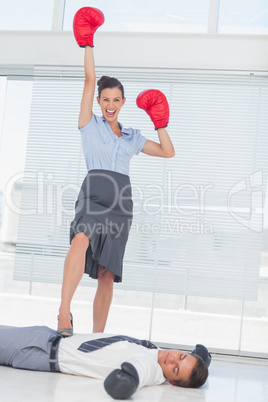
[141,127,175,158]
[79,46,96,128]
[136,89,175,158]
[73,7,105,128]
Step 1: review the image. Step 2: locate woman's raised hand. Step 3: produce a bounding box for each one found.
[73,7,105,48]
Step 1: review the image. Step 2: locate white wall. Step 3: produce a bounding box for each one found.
[0,31,268,71]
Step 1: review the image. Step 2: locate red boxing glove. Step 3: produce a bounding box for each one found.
[73,7,105,47]
[136,89,169,130]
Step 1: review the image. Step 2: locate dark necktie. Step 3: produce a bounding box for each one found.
[78,335,157,353]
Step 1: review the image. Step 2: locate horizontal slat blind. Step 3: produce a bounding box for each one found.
[14,66,268,300]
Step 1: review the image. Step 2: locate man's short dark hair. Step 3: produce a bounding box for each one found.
[174,355,209,388]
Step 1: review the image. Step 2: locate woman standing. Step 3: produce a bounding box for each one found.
[57,7,175,336]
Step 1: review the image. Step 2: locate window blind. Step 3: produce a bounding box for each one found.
[14,66,268,300]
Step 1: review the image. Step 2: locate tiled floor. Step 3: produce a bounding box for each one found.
[0,358,268,402]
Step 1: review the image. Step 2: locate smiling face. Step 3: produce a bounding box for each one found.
[97,87,126,123]
[158,349,197,385]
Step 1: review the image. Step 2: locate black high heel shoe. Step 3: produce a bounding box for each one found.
[57,312,73,337]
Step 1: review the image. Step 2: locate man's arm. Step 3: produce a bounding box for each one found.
[104,362,139,400]
[103,354,165,399]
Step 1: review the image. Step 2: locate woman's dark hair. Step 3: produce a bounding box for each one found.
[97,76,124,98]
[174,355,209,388]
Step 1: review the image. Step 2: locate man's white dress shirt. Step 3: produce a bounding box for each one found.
[58,333,166,389]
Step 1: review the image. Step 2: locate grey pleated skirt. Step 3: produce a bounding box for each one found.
[70,169,133,282]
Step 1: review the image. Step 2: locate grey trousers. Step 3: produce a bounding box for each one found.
[0,326,59,372]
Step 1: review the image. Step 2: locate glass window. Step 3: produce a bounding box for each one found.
[0,77,6,145]
[0,0,54,30]
[5,67,267,357]
[63,0,210,33]
[152,294,243,351]
[218,0,268,34]
[0,70,267,356]
[0,80,32,253]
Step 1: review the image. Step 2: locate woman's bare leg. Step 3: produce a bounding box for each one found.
[93,265,115,333]
[58,232,89,329]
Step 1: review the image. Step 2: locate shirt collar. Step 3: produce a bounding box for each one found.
[101,117,133,139]
[119,122,133,138]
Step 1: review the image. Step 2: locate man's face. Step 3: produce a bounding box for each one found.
[158,349,197,385]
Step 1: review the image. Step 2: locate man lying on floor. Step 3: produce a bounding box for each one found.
[0,326,211,399]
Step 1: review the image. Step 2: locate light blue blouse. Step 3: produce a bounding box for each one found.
[80,114,147,176]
